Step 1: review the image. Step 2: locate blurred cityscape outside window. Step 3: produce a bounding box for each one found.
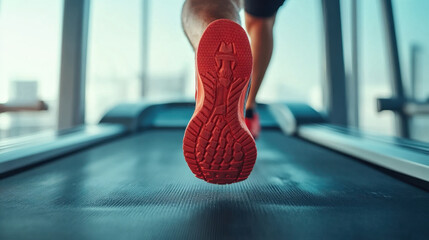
[0,0,63,138]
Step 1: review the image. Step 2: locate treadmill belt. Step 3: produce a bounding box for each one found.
[1,129,428,239]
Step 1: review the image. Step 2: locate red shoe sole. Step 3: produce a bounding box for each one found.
[183,19,257,184]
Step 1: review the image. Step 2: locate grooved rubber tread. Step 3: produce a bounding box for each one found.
[183,19,257,184]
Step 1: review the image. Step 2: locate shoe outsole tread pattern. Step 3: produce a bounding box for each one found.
[183,19,257,184]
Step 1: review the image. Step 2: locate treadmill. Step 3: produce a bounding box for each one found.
[1,101,428,239]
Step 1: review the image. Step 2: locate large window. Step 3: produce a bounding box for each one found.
[258,0,324,111]
[341,0,395,136]
[393,0,429,142]
[0,0,63,138]
[145,0,195,100]
[1,0,425,142]
[85,0,196,124]
[85,0,143,124]
[341,0,429,141]
[85,0,325,124]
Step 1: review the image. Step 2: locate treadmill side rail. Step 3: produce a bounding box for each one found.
[0,124,125,176]
[271,102,429,185]
[298,124,429,183]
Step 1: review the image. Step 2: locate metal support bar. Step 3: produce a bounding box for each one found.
[380,0,409,138]
[58,0,90,129]
[349,0,359,127]
[141,0,149,97]
[410,44,421,100]
[321,0,348,126]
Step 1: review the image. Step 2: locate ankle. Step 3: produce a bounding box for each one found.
[246,102,256,110]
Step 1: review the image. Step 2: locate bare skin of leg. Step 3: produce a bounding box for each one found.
[182,0,242,50]
[244,13,276,110]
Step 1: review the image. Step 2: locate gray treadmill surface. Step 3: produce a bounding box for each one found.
[1,129,429,239]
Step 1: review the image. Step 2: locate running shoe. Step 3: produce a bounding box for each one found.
[183,19,257,184]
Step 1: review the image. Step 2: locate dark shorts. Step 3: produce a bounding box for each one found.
[244,0,286,18]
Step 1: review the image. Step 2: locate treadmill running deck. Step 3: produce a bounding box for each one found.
[0,129,428,239]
